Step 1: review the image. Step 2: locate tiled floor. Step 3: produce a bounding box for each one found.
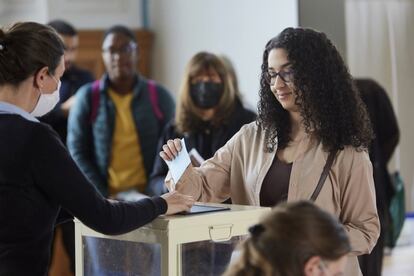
[382,217,414,276]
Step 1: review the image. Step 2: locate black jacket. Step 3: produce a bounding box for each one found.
[148,101,256,196]
[0,114,167,276]
[40,65,94,144]
[355,79,400,221]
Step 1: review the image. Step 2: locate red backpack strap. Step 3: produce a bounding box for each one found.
[89,80,101,123]
[147,80,164,121]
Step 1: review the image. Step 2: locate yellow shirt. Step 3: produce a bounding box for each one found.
[107,89,147,195]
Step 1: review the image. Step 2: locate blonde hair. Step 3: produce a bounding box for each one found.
[219,55,241,96]
[175,52,240,133]
[224,201,351,276]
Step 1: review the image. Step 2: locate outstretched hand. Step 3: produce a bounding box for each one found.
[161,191,195,215]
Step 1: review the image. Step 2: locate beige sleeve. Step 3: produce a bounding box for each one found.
[339,149,380,255]
[168,126,247,202]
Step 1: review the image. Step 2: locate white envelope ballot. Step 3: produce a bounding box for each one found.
[165,138,191,186]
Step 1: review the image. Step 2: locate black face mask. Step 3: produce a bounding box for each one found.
[190,81,224,109]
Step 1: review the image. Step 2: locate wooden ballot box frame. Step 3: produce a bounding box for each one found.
[74,203,270,276]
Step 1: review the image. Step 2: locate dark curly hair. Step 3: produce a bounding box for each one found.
[257,27,373,152]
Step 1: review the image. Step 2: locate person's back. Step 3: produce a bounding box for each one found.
[224,201,351,276]
[0,116,60,275]
[355,78,400,276]
[0,111,177,275]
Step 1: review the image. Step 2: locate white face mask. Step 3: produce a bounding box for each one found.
[31,76,61,117]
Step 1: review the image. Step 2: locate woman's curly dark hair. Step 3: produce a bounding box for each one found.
[257,27,373,152]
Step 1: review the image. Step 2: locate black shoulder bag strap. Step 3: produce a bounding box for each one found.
[310,150,337,201]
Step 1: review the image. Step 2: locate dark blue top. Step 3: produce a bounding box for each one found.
[40,65,94,143]
[0,112,167,276]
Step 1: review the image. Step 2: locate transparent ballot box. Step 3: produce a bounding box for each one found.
[75,203,270,276]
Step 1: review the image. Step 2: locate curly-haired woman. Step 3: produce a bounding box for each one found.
[160,28,379,275]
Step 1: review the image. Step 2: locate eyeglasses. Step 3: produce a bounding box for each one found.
[264,69,294,85]
[102,42,137,56]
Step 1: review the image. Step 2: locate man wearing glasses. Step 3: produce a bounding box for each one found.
[68,25,175,199]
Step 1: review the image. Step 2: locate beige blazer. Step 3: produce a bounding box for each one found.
[170,122,379,276]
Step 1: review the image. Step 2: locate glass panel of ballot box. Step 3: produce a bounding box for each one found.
[75,203,270,276]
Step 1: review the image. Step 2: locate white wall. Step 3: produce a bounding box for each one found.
[149,0,298,110]
[0,0,142,29]
[47,0,142,29]
[0,0,48,25]
[1,0,298,110]
[346,0,414,211]
[299,0,346,61]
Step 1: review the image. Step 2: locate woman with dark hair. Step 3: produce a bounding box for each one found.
[160,28,379,275]
[148,51,255,196]
[224,201,351,276]
[0,22,193,276]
